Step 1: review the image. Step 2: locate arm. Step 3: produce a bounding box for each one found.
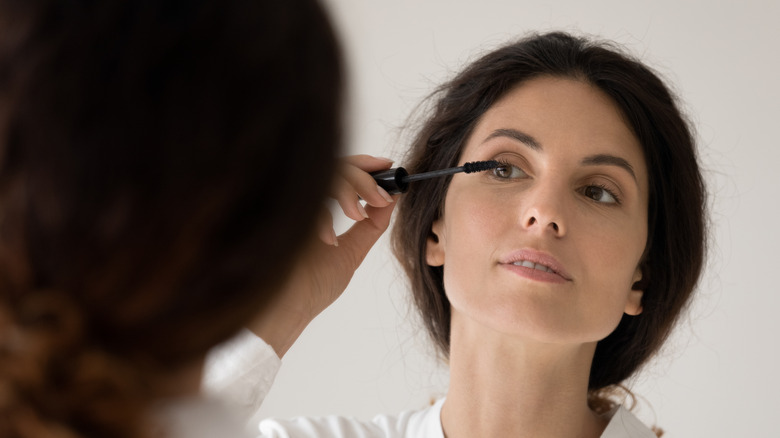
[246,154,397,358]
[202,155,397,417]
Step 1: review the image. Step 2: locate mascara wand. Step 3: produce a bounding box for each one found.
[370,160,500,194]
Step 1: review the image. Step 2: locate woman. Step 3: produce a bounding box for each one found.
[208,32,706,438]
[0,1,397,437]
[391,31,706,437]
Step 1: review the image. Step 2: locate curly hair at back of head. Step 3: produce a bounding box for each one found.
[0,0,343,437]
[392,32,706,414]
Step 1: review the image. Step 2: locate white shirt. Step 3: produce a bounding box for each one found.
[199,330,657,438]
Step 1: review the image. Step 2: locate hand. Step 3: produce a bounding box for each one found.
[247,155,398,357]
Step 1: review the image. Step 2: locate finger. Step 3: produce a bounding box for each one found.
[332,174,368,222]
[343,154,394,172]
[330,155,395,221]
[316,206,338,246]
[340,162,394,208]
[333,200,398,273]
[362,199,397,231]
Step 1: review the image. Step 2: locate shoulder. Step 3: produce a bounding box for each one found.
[601,406,658,438]
[258,399,445,438]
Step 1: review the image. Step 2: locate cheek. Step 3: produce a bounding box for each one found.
[441,184,507,253]
[575,216,647,334]
[589,232,640,275]
[576,205,647,275]
[437,187,505,306]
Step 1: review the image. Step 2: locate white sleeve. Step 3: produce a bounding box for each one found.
[201,329,282,421]
[253,399,444,438]
[258,416,388,438]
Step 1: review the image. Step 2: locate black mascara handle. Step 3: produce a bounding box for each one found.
[370,167,409,195]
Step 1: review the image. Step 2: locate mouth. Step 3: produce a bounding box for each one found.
[499,249,573,282]
[510,260,557,274]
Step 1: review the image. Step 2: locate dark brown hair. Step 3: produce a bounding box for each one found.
[392,32,706,400]
[0,0,342,436]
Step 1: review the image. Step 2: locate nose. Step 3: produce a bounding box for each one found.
[520,183,567,237]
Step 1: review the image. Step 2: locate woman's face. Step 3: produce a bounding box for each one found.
[426,76,649,344]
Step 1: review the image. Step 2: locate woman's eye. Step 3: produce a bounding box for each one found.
[583,185,619,204]
[492,163,527,179]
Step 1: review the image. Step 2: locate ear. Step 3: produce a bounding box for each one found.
[425,218,445,267]
[624,265,644,316]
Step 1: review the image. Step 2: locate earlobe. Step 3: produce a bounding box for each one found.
[425,220,445,267]
[625,266,644,316]
[624,289,644,316]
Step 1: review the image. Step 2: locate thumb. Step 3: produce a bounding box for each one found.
[335,201,396,274]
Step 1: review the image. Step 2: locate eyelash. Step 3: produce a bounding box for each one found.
[490,159,623,205]
[491,159,527,179]
[582,183,622,205]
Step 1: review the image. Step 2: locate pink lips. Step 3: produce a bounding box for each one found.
[499,249,572,284]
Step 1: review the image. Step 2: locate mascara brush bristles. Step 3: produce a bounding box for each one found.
[462,160,502,173]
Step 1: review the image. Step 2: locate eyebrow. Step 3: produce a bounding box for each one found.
[484,128,637,182]
[581,154,637,181]
[484,128,541,150]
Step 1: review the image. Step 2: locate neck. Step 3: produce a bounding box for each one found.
[440,310,607,438]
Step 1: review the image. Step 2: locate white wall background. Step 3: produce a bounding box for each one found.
[257,1,780,436]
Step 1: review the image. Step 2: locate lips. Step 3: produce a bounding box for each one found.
[499,249,572,281]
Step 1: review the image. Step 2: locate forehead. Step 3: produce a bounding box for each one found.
[466,76,647,180]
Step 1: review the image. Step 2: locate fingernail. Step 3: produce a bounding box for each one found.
[377,186,394,203]
[377,156,394,163]
[356,201,369,219]
[331,228,339,247]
